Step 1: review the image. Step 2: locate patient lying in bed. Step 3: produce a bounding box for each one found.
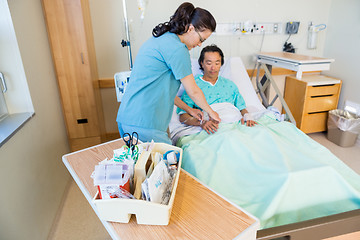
[177,45,257,134]
[170,52,360,229]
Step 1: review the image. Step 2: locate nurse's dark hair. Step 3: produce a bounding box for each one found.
[198,44,224,71]
[152,2,216,37]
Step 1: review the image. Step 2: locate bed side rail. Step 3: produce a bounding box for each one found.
[257,209,360,240]
[255,63,296,125]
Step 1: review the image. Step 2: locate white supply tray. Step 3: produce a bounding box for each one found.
[93,143,182,225]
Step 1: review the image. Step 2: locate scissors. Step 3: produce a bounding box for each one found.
[123,132,139,152]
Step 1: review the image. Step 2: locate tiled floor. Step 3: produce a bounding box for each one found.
[49,132,360,240]
[49,180,111,240]
[308,132,360,175]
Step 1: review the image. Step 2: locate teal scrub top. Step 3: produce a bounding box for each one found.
[177,74,246,114]
[117,32,192,132]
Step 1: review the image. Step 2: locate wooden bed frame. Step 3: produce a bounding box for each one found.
[257,209,360,240]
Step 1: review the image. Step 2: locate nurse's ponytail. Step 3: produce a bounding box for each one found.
[152,2,216,37]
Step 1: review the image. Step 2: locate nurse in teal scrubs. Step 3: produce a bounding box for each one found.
[117,2,220,144]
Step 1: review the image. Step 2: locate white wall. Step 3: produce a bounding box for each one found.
[323,0,360,109]
[90,0,332,76]
[89,0,333,133]
[0,1,70,239]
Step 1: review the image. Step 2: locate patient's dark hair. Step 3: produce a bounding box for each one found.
[152,2,216,37]
[198,44,224,71]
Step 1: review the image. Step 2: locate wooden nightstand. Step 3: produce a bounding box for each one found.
[284,75,342,133]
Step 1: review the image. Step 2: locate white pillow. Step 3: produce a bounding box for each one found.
[178,57,264,112]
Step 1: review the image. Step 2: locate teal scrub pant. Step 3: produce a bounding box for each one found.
[117,122,172,145]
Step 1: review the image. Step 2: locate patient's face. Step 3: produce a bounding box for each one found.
[201,52,222,79]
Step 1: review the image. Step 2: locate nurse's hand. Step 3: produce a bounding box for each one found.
[208,110,221,123]
[188,108,203,121]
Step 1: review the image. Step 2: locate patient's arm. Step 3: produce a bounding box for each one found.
[181,74,220,123]
[240,109,257,127]
[180,113,219,134]
[174,96,203,121]
[179,113,200,126]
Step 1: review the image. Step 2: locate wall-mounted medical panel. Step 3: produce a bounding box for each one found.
[214,22,283,35]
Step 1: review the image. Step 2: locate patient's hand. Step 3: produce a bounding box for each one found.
[241,118,257,127]
[242,112,257,127]
[201,119,219,134]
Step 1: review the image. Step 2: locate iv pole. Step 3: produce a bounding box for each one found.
[121,0,133,70]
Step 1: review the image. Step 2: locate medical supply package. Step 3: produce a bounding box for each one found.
[92,142,182,225]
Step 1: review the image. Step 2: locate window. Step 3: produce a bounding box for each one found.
[0,1,34,147]
[0,72,8,121]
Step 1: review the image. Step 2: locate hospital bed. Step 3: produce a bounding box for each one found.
[169,57,360,240]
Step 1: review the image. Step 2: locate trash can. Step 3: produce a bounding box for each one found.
[327,109,360,147]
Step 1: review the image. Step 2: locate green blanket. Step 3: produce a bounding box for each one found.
[177,114,360,229]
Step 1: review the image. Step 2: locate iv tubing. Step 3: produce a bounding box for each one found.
[122,0,133,70]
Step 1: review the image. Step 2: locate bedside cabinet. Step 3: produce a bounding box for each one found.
[43,0,106,151]
[284,75,342,133]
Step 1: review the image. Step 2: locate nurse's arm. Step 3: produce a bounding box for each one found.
[180,74,221,123]
[174,96,203,121]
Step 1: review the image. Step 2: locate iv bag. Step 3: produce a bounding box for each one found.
[137,0,149,20]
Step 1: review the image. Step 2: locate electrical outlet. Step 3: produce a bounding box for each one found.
[243,20,254,34]
[274,23,279,33]
[285,21,300,34]
[253,22,282,34]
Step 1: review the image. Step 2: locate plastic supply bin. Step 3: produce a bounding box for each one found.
[327,109,360,147]
[93,142,182,225]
